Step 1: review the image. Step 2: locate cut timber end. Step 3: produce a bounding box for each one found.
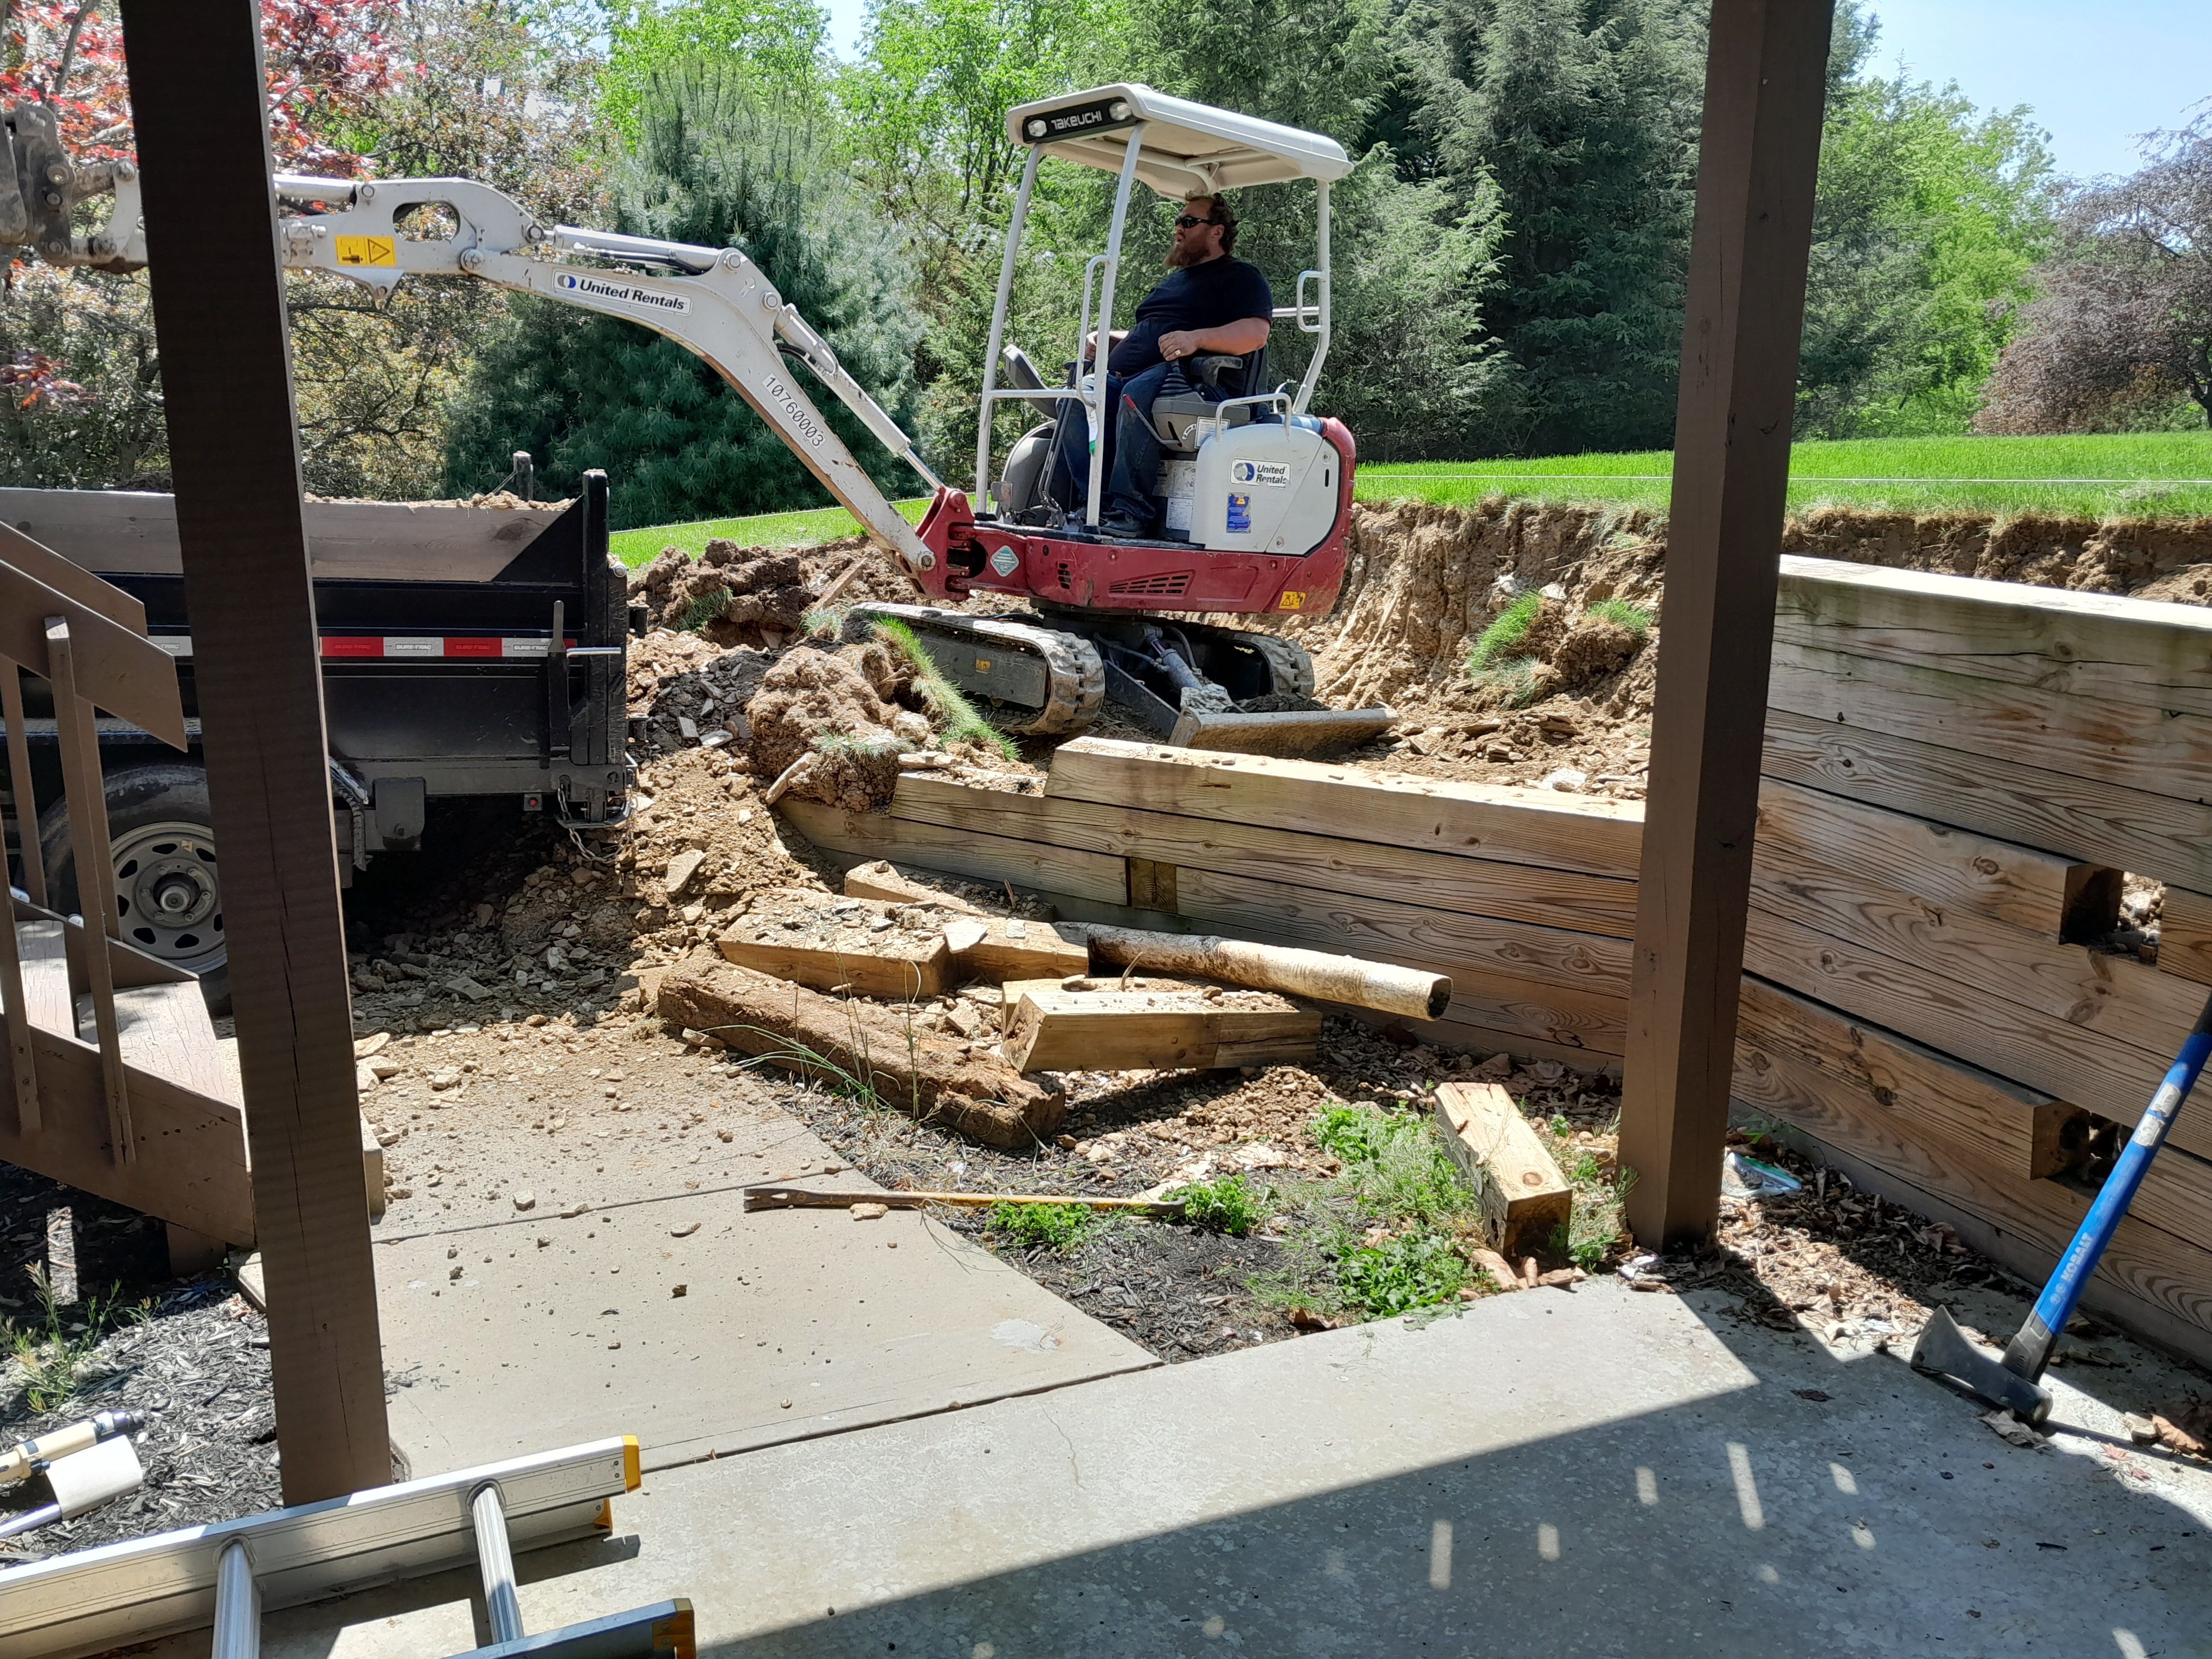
[2158,886,2212,989]
[844,858,982,914]
[1432,1081,1572,1258]
[1003,982,1320,1074]
[947,916,1090,985]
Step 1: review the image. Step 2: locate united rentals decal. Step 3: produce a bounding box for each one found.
[556,272,691,314]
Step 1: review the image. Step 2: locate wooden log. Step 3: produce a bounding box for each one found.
[891,773,1642,940]
[1748,837,2205,1051]
[1044,738,1644,881]
[1432,1081,1573,1257]
[1769,639,2212,801]
[1003,979,1320,1073]
[1741,907,2212,1162]
[2157,886,2212,988]
[943,916,1090,984]
[778,797,1130,905]
[1072,922,1451,1021]
[657,959,1064,1147]
[717,889,949,1000]
[1761,706,2212,892]
[1754,777,2118,940]
[1774,555,2212,721]
[843,858,982,914]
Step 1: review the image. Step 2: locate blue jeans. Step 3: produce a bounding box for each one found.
[1052,361,1206,530]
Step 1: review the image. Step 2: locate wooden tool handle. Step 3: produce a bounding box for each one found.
[742,1185,1185,1217]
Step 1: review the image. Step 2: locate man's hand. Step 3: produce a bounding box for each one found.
[1159,329,1202,363]
[1083,328,1129,362]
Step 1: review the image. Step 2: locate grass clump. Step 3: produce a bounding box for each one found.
[987,1200,1103,1253]
[872,616,1018,761]
[1177,1174,1270,1236]
[4,1271,139,1414]
[1544,1114,1637,1271]
[1252,1101,1486,1323]
[1584,597,1651,636]
[678,586,732,634]
[1467,590,1542,672]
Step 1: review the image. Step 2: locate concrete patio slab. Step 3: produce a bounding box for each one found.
[153,1281,2212,1657]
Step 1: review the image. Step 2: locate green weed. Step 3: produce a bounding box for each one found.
[1467,590,1542,672]
[1584,597,1652,636]
[1336,1229,1471,1317]
[1176,1174,1269,1237]
[871,617,1019,761]
[986,1201,1102,1253]
[1543,1115,1637,1271]
[1312,1102,1391,1163]
[677,587,731,634]
[3,1271,135,1414]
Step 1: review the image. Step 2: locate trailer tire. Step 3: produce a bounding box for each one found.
[40,763,230,1015]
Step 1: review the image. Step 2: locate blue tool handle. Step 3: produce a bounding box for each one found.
[2004,989,2212,1382]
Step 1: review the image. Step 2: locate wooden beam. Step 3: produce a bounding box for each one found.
[1044,738,1645,882]
[1432,1081,1573,1257]
[777,798,1130,906]
[1755,777,2117,940]
[1763,706,2212,891]
[119,0,389,1503]
[1620,0,1836,1251]
[2157,886,2212,988]
[1002,980,1320,1073]
[1774,554,2212,720]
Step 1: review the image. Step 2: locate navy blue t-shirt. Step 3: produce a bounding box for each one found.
[1108,256,1274,377]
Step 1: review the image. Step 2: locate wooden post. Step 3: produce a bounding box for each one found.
[119,0,390,1500]
[1619,0,1836,1251]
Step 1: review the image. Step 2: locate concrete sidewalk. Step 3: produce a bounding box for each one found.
[157,1281,2212,1657]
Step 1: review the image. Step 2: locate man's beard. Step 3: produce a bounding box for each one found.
[1165,240,1201,268]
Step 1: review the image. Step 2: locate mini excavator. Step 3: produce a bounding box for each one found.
[3,83,1391,756]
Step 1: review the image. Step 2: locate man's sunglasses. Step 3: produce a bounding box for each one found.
[1173,213,1220,229]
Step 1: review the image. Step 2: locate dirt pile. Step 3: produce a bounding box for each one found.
[628,541,816,645]
[744,645,914,812]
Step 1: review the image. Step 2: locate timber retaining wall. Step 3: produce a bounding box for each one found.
[775,555,2212,1366]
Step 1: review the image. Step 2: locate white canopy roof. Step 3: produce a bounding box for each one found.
[1004,83,1353,195]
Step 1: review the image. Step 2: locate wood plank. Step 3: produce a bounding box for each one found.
[1776,554,2212,719]
[2157,885,2212,988]
[718,890,950,1000]
[1387,1012,1627,1076]
[1044,738,1644,881]
[123,0,389,1503]
[1741,906,2212,1161]
[1743,1072,2212,1367]
[942,916,1090,985]
[1748,838,2207,1052]
[17,921,73,1038]
[0,522,147,634]
[1770,639,2212,801]
[1432,1081,1573,1256]
[776,799,1130,907]
[1761,706,2212,891]
[1004,982,1320,1073]
[893,773,1642,939]
[0,487,563,583]
[1755,776,2115,940]
[842,859,982,914]
[100,982,237,1107]
[1734,976,2054,1179]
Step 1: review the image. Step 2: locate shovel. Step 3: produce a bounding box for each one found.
[1911,986,2212,1424]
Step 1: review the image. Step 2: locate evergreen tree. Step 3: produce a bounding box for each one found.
[442,63,924,529]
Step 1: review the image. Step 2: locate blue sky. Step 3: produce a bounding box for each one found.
[820,0,2208,183]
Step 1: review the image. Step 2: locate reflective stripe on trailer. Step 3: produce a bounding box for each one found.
[317,635,578,659]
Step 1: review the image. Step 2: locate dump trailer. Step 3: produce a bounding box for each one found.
[0,472,634,1007]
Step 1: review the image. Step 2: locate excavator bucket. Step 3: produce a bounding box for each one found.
[1167,702,1397,758]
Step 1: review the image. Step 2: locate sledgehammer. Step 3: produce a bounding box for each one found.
[1911,987,2212,1424]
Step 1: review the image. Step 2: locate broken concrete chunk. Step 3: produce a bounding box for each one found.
[669,1221,701,1238]
[353,1031,391,1060]
[512,1191,536,1212]
[850,1202,889,1220]
[428,1069,461,1091]
[355,1064,380,1092]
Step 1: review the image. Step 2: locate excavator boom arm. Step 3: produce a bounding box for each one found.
[0,113,937,576]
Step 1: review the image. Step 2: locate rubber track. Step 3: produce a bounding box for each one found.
[850,603,1106,735]
[1238,630,1318,699]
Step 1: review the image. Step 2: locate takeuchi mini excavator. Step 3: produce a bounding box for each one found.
[2,85,1391,756]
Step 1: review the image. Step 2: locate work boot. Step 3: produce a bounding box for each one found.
[1098,510,1154,540]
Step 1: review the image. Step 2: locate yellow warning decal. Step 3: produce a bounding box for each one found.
[974,658,992,673]
[1279,591,1307,610]
[335,235,397,267]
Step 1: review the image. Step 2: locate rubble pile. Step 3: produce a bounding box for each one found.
[627,541,817,645]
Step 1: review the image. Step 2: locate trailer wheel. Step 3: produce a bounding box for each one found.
[40,763,230,1015]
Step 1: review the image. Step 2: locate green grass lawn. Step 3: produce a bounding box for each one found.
[611,432,2212,560]
[1360,430,2212,518]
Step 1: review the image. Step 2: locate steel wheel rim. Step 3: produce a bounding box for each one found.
[111,819,225,975]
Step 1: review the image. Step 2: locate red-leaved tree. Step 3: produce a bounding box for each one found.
[1,0,406,170]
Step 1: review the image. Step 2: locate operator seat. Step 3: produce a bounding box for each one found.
[1149,345,1270,450]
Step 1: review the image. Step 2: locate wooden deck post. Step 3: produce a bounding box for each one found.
[119,0,390,1500]
[1619,0,1837,1251]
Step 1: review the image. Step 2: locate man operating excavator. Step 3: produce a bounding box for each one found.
[1057,192,1274,539]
